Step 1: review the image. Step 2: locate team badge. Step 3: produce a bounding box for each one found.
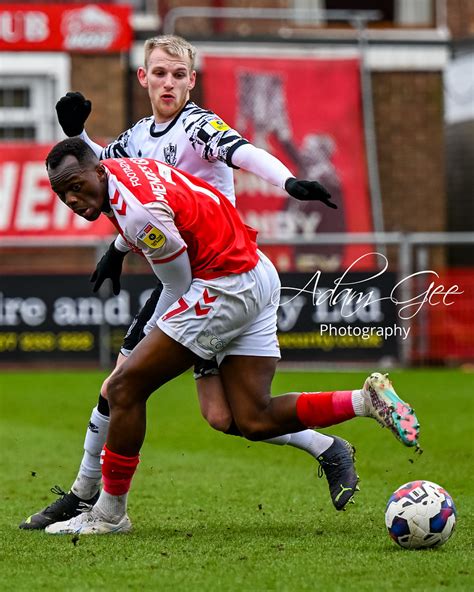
[137,223,166,249]
[163,143,177,166]
[209,119,230,132]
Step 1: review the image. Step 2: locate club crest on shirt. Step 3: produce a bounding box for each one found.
[137,223,166,249]
[163,143,177,166]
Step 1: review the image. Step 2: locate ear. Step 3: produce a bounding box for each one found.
[188,70,196,91]
[96,163,107,180]
[137,66,148,89]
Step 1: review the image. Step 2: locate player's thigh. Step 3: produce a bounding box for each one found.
[109,326,195,404]
[219,355,278,419]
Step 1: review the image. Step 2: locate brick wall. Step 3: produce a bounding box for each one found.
[372,71,445,233]
[446,0,474,39]
[71,54,127,141]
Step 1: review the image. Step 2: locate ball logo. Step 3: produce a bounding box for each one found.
[61,6,119,50]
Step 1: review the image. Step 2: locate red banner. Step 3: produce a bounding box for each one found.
[0,4,131,52]
[202,56,373,272]
[412,269,474,362]
[0,144,114,238]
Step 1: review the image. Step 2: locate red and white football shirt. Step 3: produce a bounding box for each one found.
[102,157,259,280]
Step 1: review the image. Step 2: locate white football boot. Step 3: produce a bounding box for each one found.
[45,507,131,535]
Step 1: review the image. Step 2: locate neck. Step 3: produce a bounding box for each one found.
[154,99,189,124]
[101,191,111,214]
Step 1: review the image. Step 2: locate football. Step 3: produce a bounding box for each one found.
[385,480,457,549]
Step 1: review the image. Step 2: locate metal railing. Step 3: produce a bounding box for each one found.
[162,7,382,35]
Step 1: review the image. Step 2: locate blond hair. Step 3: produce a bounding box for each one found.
[144,35,196,70]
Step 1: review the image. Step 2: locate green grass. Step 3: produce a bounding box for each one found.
[0,369,473,591]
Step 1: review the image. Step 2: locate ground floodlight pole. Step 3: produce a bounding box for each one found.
[352,15,386,262]
[96,240,111,369]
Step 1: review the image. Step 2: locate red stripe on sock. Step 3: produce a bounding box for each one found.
[296,391,355,428]
[333,390,355,418]
[101,445,140,496]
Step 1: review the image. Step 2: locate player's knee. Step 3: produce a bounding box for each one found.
[203,407,233,433]
[236,418,271,441]
[100,375,111,399]
[106,368,135,410]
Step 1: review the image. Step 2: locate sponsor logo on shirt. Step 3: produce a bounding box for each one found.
[137,223,166,249]
[209,119,230,132]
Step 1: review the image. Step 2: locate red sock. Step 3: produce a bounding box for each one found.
[101,445,140,496]
[296,391,355,428]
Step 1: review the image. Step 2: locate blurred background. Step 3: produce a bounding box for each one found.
[0,0,473,368]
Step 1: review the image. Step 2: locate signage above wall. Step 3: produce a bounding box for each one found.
[0,3,132,52]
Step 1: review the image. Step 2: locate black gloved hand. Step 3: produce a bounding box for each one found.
[285,177,337,209]
[55,91,92,137]
[90,241,126,295]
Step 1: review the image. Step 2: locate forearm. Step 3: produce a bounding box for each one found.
[231,143,294,189]
[114,234,132,253]
[79,130,104,159]
[143,251,192,335]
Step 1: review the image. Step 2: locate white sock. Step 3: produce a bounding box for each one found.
[351,389,366,416]
[71,406,109,500]
[263,430,334,457]
[94,490,128,523]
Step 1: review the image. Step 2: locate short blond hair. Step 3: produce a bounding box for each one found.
[144,35,196,70]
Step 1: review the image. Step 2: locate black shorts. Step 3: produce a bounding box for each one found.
[121,284,162,352]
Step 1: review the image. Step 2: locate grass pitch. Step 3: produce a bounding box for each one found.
[0,369,473,591]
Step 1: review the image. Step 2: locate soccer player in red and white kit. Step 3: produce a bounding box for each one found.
[43,139,420,535]
[20,35,357,530]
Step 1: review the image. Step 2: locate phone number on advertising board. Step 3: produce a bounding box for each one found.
[0,332,94,352]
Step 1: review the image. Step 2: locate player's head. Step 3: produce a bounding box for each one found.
[46,138,108,222]
[138,35,196,123]
[144,35,196,70]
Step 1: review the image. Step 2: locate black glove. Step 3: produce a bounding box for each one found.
[90,241,126,295]
[285,177,337,209]
[55,91,92,137]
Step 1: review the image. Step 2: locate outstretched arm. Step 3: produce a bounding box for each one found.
[231,143,337,209]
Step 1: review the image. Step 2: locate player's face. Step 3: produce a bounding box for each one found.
[137,48,196,122]
[48,155,107,222]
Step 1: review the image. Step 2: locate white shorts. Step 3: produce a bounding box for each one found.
[157,252,281,364]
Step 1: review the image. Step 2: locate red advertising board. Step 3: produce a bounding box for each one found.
[202,56,374,272]
[0,4,131,52]
[0,144,115,238]
[412,269,474,362]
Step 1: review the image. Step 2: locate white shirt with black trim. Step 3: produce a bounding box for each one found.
[94,101,249,206]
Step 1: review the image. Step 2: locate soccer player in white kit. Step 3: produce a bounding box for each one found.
[42,140,420,534]
[20,36,355,531]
